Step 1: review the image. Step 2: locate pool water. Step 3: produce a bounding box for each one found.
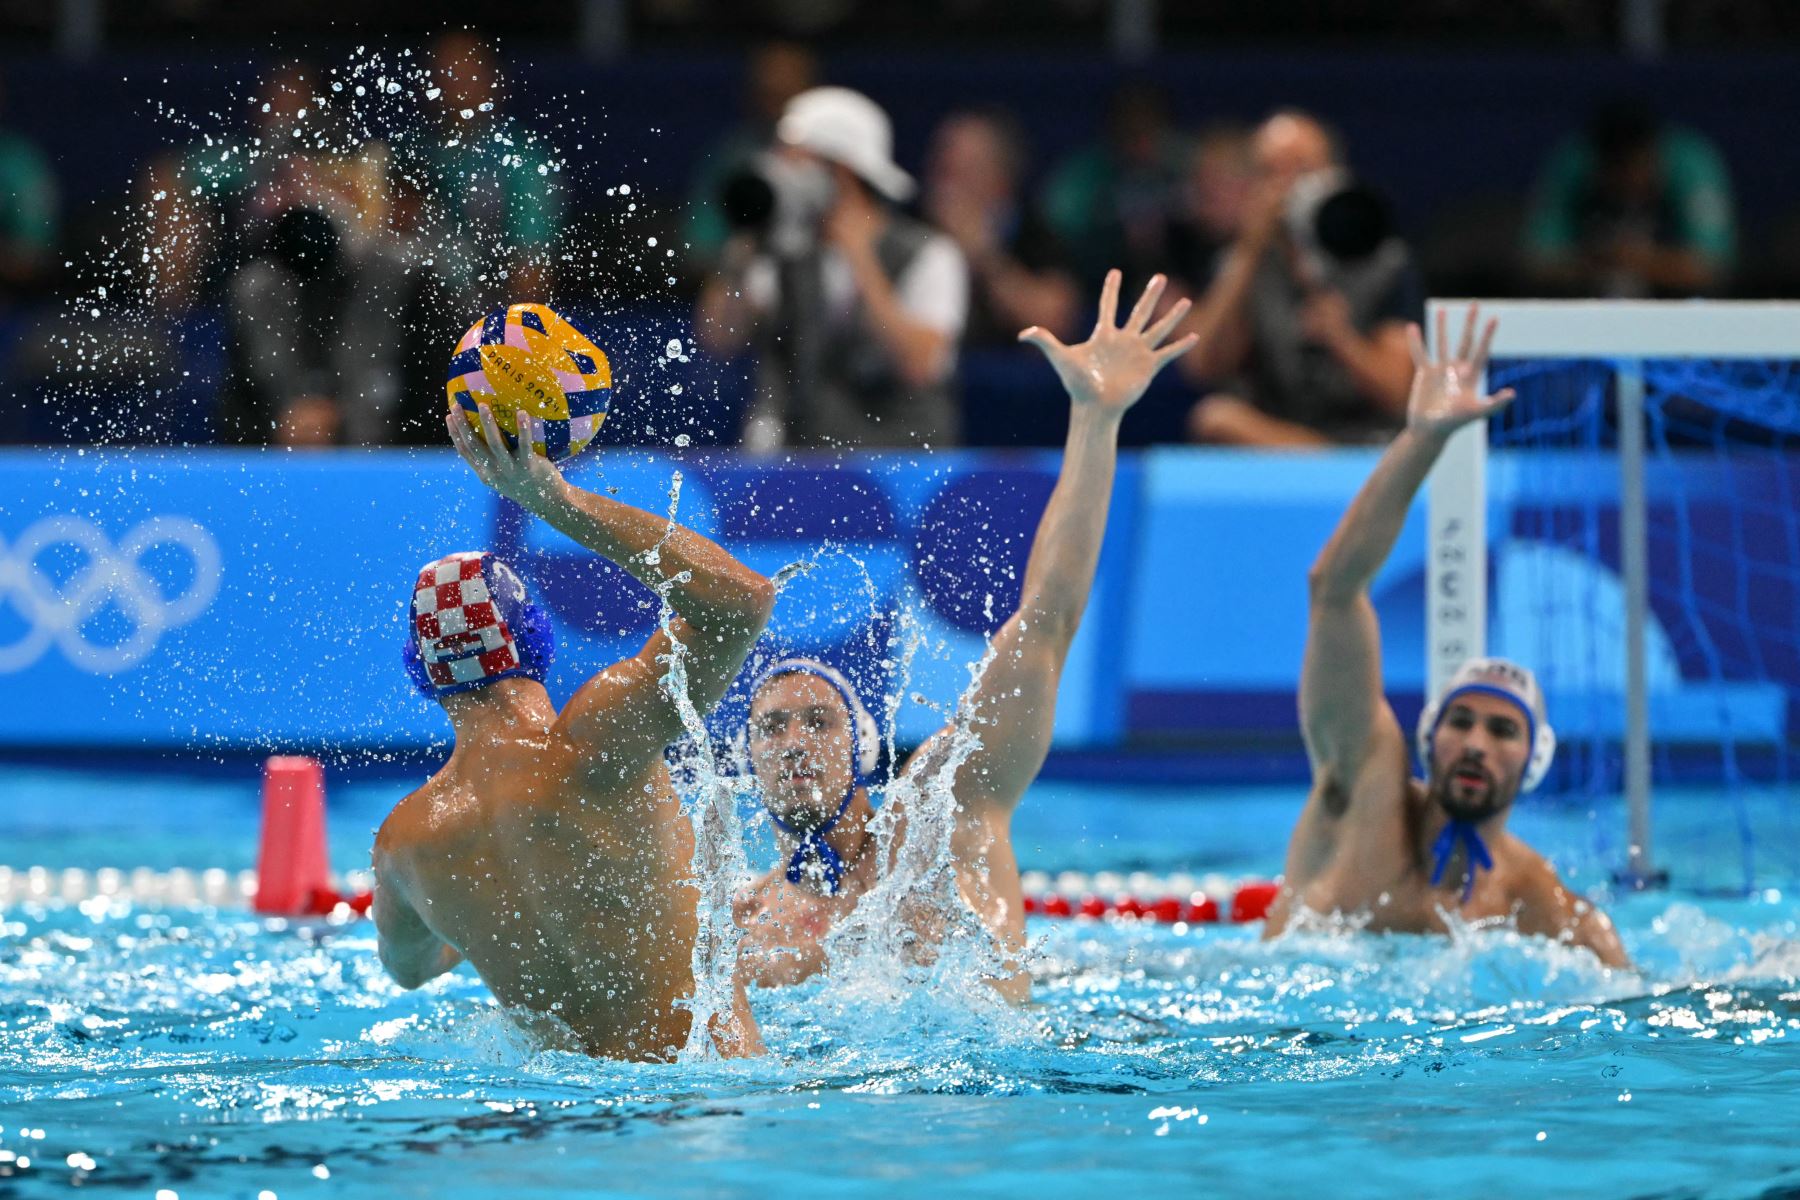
[3,769,1798,1199]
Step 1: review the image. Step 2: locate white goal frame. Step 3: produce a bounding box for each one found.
[1425,299,1800,886]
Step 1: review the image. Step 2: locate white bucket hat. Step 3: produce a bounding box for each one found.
[776,86,916,202]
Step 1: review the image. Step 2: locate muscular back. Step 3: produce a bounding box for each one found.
[375,736,702,1059]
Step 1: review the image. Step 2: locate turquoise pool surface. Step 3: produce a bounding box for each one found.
[3,768,1798,1198]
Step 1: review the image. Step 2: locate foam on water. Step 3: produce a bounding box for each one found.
[2,889,1796,1197]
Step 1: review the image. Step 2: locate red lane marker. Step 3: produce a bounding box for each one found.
[255,756,332,916]
[1231,881,1281,923]
[1025,884,1275,924]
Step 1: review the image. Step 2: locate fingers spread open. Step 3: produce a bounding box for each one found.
[477,404,509,463]
[1144,296,1192,348]
[1154,331,1201,368]
[448,410,482,463]
[1434,308,1449,365]
[1125,273,1166,334]
[1481,387,1518,413]
[1407,322,1429,369]
[1095,268,1122,333]
[1018,325,1067,357]
[1457,302,1478,362]
[1473,316,1498,374]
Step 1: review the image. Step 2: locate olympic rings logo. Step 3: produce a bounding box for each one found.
[0,515,222,675]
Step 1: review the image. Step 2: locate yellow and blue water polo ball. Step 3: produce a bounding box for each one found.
[446,303,612,464]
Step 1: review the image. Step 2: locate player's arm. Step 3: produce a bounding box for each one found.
[910,271,1196,809]
[370,856,463,989]
[449,410,776,771]
[1302,306,1517,790]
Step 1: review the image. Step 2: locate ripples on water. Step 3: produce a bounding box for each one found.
[2,894,1796,1198]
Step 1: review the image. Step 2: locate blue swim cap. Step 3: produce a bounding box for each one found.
[748,657,881,893]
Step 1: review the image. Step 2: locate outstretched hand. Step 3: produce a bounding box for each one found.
[447,406,567,512]
[1405,303,1517,438]
[1019,270,1198,416]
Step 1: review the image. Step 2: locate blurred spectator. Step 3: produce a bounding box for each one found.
[383,167,483,446]
[1167,123,1255,292]
[695,86,968,450]
[1524,99,1735,297]
[1182,110,1421,448]
[219,206,409,447]
[1040,81,1187,293]
[684,42,819,267]
[921,108,1079,348]
[169,61,393,307]
[0,69,58,308]
[418,32,562,307]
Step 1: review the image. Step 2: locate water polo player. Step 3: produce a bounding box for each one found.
[371,404,776,1059]
[734,272,1199,996]
[1263,304,1628,968]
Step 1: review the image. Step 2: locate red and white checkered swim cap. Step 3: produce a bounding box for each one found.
[408,551,546,694]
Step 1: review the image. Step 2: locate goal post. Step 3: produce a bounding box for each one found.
[1425,299,1800,891]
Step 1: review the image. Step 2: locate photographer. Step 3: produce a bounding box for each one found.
[695,87,969,450]
[1180,110,1420,448]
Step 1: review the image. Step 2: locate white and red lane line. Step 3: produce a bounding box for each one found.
[0,866,374,917]
[0,866,1279,924]
[1017,870,1279,924]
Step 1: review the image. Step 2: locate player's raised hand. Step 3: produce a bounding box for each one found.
[1405,303,1517,437]
[1019,270,1198,416]
[448,407,567,512]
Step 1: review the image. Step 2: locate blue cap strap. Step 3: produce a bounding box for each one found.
[1430,819,1495,904]
[767,787,856,893]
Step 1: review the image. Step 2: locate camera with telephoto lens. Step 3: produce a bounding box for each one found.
[1284,168,1395,279]
[718,152,837,259]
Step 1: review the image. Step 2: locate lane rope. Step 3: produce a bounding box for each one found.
[0,762,1281,924]
[0,865,1279,924]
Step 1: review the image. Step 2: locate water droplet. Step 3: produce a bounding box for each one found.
[665,338,683,358]
[618,183,631,195]
[425,86,441,100]
[459,108,474,120]
[674,433,691,447]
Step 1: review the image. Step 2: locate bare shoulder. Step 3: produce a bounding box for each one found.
[1506,838,1631,968]
[373,784,432,866]
[1505,839,1571,908]
[374,775,481,872]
